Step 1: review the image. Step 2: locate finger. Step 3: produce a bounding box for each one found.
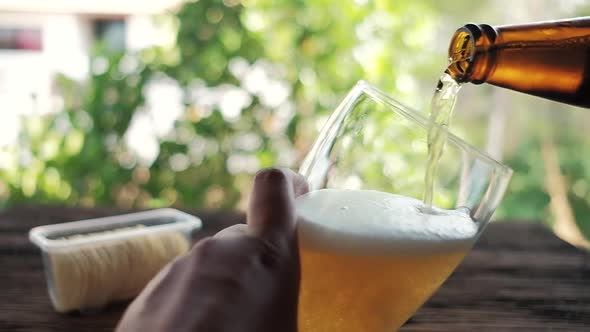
[247,168,303,243]
[214,224,248,239]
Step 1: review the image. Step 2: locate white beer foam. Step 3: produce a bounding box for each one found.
[296,189,478,256]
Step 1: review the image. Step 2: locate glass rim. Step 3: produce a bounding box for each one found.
[352,80,513,178]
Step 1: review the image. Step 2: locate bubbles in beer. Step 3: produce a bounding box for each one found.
[296,189,477,256]
[296,189,477,332]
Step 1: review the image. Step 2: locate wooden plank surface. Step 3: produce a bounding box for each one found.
[1,205,589,331]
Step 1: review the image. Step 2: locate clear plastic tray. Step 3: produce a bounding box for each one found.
[29,208,202,312]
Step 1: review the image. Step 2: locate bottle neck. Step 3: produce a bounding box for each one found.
[446,23,499,84]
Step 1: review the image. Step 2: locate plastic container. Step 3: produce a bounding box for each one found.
[29,208,202,312]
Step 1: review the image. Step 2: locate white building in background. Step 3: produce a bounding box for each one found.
[0,0,183,145]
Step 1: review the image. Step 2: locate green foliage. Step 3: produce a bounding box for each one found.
[0,0,589,245]
[1,50,152,206]
[495,137,550,221]
[2,0,446,209]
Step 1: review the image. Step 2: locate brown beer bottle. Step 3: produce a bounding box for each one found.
[446,17,590,108]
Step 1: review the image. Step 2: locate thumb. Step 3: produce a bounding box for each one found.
[247,168,308,244]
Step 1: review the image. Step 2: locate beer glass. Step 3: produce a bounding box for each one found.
[296,81,513,331]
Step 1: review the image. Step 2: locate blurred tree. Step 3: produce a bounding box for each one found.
[0,49,152,207]
[0,0,589,245]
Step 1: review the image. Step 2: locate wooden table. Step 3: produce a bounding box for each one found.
[1,205,589,331]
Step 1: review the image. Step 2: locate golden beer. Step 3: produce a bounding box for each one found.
[296,189,476,331]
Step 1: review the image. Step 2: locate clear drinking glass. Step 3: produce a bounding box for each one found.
[295,81,512,332]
